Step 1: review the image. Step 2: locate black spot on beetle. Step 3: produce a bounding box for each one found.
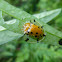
[38,27,39,28]
[34,20,36,22]
[43,34,46,36]
[25,38,29,42]
[36,32,38,34]
[31,32,33,34]
[35,35,37,37]
[59,39,62,45]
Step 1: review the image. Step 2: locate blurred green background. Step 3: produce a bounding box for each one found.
[0,0,62,62]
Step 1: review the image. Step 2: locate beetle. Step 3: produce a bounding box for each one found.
[23,20,46,43]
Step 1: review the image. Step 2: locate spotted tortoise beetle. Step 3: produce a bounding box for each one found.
[23,20,46,43]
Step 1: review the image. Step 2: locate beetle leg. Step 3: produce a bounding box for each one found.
[37,38,39,43]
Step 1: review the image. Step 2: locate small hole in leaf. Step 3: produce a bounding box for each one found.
[59,39,62,45]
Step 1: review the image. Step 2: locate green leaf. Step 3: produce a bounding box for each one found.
[0,29,22,45]
[0,26,6,31]
[0,16,23,45]
[0,11,23,45]
[0,0,31,20]
[33,9,61,23]
[0,1,62,45]
[0,10,4,25]
[4,19,22,33]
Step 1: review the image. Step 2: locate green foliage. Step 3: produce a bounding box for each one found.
[0,0,62,62]
[55,17,62,31]
[16,44,62,62]
[37,0,62,11]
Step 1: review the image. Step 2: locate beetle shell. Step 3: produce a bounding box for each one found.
[23,23,44,38]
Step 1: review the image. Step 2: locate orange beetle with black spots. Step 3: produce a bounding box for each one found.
[23,20,46,43]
